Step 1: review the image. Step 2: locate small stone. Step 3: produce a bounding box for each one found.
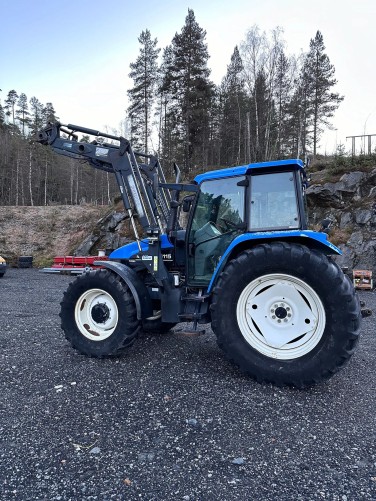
[232,457,245,465]
[138,452,155,461]
[186,418,198,426]
[356,460,368,468]
[89,447,101,454]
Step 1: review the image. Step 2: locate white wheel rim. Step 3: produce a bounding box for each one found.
[74,288,118,341]
[236,274,326,360]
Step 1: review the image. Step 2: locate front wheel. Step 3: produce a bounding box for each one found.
[60,269,140,357]
[211,243,361,387]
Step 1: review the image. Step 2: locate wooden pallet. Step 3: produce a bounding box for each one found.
[353,270,373,290]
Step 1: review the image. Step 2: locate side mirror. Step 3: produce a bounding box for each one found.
[182,195,194,212]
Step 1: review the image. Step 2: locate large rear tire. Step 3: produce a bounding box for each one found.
[60,269,140,357]
[211,242,361,387]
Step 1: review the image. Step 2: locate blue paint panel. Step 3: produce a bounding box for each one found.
[194,159,304,184]
[207,230,341,292]
[109,234,173,260]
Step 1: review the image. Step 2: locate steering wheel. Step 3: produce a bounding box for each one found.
[208,221,222,232]
[219,217,238,229]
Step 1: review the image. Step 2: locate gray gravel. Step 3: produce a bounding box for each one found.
[0,268,375,501]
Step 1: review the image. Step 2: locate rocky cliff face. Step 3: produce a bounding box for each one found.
[306,168,376,273]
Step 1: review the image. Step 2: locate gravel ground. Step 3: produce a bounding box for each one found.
[0,268,375,501]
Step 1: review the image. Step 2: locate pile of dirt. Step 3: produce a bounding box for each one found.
[0,205,110,267]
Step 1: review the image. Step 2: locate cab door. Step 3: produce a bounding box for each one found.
[187,176,246,286]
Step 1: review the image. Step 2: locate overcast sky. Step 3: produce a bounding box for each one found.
[1,0,375,156]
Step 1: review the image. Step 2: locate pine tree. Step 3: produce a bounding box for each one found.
[304,31,344,156]
[127,29,160,153]
[274,51,297,158]
[163,9,214,174]
[220,46,248,166]
[4,89,19,126]
[43,102,58,125]
[16,93,30,137]
[249,70,277,162]
[29,97,44,135]
[0,103,5,129]
[157,45,182,166]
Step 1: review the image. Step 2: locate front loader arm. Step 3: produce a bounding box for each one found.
[36,122,191,292]
[37,122,164,237]
[37,122,127,172]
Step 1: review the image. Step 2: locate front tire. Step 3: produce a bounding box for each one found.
[60,269,140,357]
[211,243,361,387]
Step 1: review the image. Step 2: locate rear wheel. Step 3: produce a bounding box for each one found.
[60,269,140,357]
[211,242,361,387]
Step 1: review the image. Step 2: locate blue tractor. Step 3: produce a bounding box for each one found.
[37,123,361,387]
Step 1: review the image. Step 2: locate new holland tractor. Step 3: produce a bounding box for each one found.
[37,122,361,387]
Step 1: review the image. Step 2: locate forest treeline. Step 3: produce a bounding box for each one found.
[0,9,343,206]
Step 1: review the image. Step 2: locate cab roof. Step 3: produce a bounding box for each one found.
[194,159,304,184]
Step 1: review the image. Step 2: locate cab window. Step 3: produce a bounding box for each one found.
[188,176,245,285]
[250,172,299,231]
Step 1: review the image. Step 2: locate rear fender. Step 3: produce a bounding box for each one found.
[207,230,342,293]
[94,261,153,320]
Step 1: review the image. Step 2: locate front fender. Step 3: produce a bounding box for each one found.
[207,230,341,293]
[94,261,153,320]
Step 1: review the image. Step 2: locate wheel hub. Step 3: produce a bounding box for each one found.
[74,288,119,341]
[269,302,293,324]
[91,303,110,324]
[275,306,287,319]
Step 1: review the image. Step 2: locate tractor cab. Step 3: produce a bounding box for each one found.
[187,161,306,286]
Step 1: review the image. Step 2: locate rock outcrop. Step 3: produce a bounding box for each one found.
[306,168,376,274]
[74,210,130,256]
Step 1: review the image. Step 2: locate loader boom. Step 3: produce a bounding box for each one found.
[37,122,175,246]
